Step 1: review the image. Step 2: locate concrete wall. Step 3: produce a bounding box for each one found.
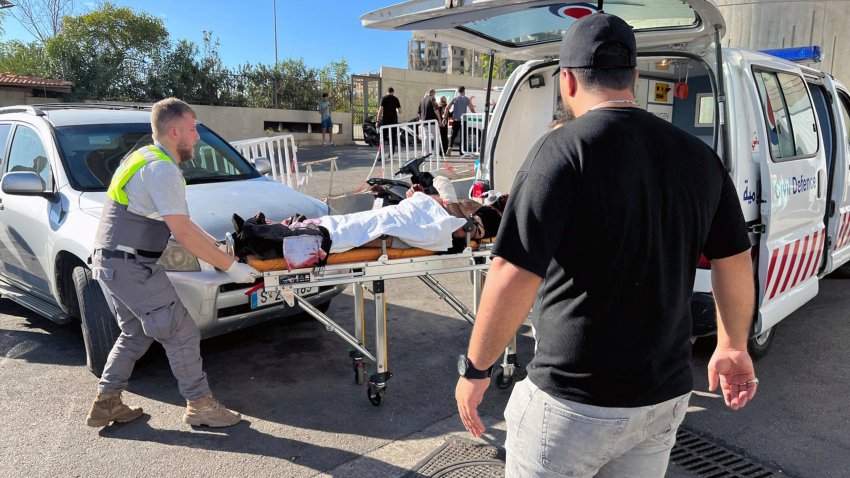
[718,0,850,85]
[380,66,507,122]
[189,104,352,145]
[86,100,353,145]
[0,88,63,107]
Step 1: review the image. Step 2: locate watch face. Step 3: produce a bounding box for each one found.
[457,354,467,376]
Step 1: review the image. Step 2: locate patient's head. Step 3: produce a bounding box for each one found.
[472,205,502,240]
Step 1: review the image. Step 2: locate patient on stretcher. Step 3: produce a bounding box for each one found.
[231,178,503,264]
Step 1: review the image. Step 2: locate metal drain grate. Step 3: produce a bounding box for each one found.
[671,427,785,478]
[404,436,505,478]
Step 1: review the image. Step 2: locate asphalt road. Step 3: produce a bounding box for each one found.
[1,145,848,477]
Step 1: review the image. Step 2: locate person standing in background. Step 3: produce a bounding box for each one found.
[317,92,334,146]
[377,87,402,127]
[445,86,475,156]
[438,96,449,156]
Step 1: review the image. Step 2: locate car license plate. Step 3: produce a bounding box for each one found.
[250,273,317,309]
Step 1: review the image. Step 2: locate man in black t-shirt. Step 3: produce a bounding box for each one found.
[455,13,758,477]
[419,89,440,122]
[378,87,402,126]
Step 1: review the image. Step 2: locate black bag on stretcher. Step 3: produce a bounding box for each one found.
[230,212,332,267]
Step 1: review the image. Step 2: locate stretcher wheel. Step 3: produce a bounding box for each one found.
[493,367,514,390]
[354,362,366,385]
[367,385,385,406]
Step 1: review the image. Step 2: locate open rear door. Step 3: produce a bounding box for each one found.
[362,0,725,59]
[751,64,827,333]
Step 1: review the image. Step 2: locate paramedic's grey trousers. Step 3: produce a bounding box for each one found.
[93,250,211,400]
[504,378,690,478]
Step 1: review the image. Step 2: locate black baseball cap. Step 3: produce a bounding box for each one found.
[559,13,636,69]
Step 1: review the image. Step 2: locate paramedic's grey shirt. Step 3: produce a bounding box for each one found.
[123,144,190,220]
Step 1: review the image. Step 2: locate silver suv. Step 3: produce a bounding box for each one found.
[0,104,344,375]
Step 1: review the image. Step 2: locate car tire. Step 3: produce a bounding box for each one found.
[73,266,120,377]
[747,324,776,361]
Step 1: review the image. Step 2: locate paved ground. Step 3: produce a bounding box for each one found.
[1,145,848,477]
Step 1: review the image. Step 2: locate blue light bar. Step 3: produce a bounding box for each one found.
[760,46,824,63]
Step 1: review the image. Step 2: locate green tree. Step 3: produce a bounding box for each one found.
[45,2,168,100]
[318,58,351,112]
[0,40,53,77]
[478,54,520,80]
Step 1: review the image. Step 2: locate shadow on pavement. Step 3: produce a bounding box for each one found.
[97,415,412,476]
[124,288,535,442]
[0,298,87,368]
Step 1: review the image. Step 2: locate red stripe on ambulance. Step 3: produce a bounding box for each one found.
[765,229,823,301]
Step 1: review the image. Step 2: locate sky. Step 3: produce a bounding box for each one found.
[0,0,413,74]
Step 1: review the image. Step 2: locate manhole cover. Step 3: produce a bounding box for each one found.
[404,436,505,478]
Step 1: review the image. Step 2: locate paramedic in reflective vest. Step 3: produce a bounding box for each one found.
[85,98,259,428]
[454,14,759,477]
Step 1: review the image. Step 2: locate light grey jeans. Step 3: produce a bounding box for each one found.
[93,250,211,400]
[504,378,690,478]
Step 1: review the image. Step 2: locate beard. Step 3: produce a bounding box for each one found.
[176,141,195,162]
[562,104,576,122]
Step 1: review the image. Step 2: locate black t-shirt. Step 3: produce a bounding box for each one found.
[419,96,439,121]
[492,108,750,407]
[380,95,401,125]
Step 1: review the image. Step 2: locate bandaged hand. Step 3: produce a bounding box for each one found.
[226,261,260,283]
[432,175,457,203]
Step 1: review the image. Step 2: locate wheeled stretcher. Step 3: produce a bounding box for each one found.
[226,232,520,406]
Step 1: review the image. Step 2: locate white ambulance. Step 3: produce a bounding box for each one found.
[363,0,850,358]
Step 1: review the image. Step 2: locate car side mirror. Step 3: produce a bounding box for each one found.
[254,157,272,175]
[1,171,58,201]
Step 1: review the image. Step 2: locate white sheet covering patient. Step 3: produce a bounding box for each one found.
[316,192,467,253]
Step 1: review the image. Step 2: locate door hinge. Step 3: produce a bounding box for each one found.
[748,224,766,234]
[829,199,836,217]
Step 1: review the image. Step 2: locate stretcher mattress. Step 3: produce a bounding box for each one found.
[248,247,436,272]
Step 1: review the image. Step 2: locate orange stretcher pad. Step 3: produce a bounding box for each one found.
[248,247,435,272]
[247,239,491,272]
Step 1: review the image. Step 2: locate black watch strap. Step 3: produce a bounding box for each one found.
[459,354,492,379]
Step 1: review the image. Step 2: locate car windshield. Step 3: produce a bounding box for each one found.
[55,122,260,190]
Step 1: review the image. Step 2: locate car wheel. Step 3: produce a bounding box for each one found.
[73,266,120,377]
[747,324,776,361]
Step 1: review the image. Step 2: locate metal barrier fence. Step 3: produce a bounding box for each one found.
[231,134,300,188]
[369,119,443,179]
[460,112,486,157]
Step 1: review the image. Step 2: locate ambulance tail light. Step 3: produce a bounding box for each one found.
[697,254,711,270]
[470,180,491,199]
[760,46,823,63]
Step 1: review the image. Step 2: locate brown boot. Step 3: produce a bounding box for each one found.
[86,390,144,427]
[183,394,242,427]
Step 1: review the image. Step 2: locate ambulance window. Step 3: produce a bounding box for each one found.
[753,70,817,160]
[836,91,850,143]
[778,73,818,157]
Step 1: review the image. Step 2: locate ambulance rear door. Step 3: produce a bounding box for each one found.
[749,57,826,333]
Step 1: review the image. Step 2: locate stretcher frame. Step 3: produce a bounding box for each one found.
[230,234,519,406]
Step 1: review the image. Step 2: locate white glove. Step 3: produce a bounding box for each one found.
[226,261,260,284]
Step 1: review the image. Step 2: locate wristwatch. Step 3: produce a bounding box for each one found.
[457,354,492,379]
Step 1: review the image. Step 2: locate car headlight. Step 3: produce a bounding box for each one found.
[157,241,201,272]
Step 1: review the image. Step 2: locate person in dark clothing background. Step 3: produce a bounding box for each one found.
[377,87,402,127]
[454,13,758,477]
[438,96,449,156]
